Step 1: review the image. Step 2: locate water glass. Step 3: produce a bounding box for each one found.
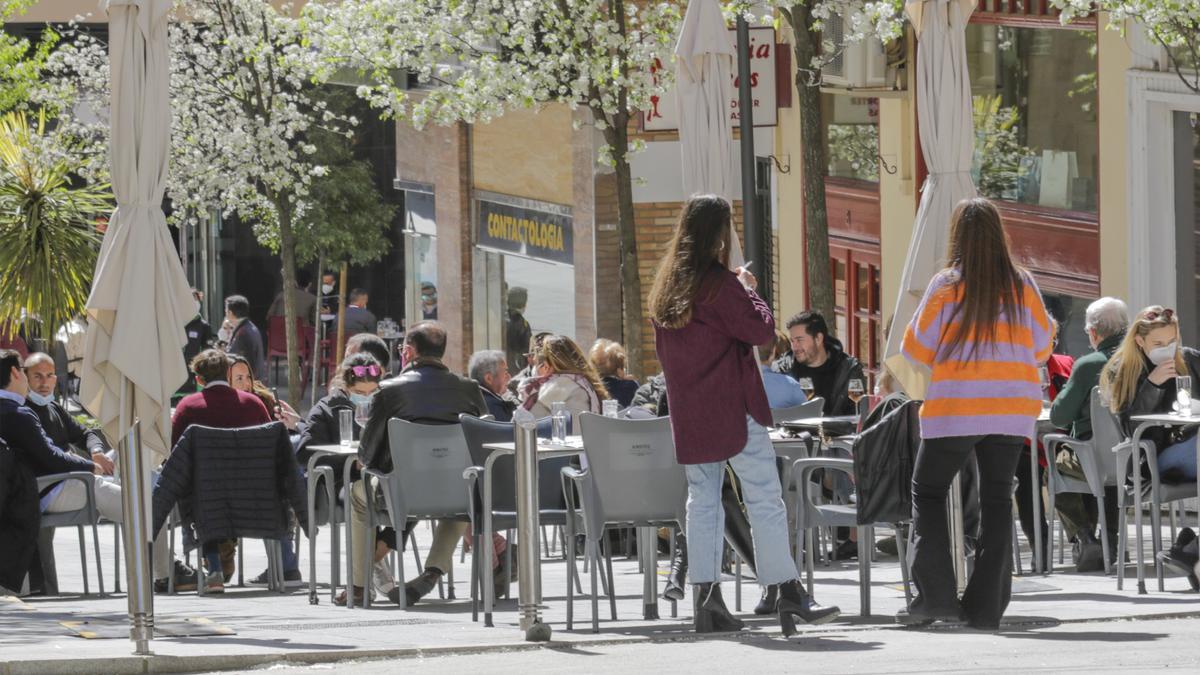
[1176,375,1192,416]
[355,399,371,428]
[338,408,353,446]
[550,401,568,444]
[602,399,620,418]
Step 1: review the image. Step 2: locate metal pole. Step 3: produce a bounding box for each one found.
[735,16,760,277]
[514,419,550,641]
[948,472,967,594]
[117,419,153,655]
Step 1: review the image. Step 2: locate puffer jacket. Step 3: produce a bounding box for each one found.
[0,436,39,591]
[152,422,308,544]
[1117,346,1200,452]
[358,359,487,473]
[294,389,355,465]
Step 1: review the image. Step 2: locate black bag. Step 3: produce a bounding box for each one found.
[852,399,921,526]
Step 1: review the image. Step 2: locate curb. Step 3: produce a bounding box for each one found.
[5,610,1200,674]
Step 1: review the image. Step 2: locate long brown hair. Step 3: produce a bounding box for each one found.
[648,195,732,329]
[228,354,278,411]
[941,197,1026,360]
[536,335,610,401]
[1101,306,1185,413]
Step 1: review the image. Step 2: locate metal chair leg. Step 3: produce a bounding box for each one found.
[113,524,121,593]
[77,526,90,595]
[91,521,105,595]
[895,523,913,606]
[590,539,600,634]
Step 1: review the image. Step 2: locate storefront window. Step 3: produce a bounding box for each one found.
[403,190,437,326]
[966,24,1099,212]
[822,94,880,183]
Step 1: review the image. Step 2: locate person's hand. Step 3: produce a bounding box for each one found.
[1148,359,1177,386]
[276,404,301,430]
[735,266,757,291]
[92,452,115,476]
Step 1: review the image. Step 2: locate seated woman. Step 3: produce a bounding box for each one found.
[588,338,639,408]
[520,335,609,428]
[227,354,305,586]
[758,329,808,409]
[1102,306,1200,484]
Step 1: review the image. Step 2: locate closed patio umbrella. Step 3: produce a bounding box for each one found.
[883,0,977,397]
[674,0,735,203]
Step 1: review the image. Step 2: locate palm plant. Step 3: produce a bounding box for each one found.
[0,110,110,339]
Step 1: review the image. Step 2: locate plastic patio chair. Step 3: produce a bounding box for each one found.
[562,413,687,633]
[35,472,105,595]
[770,397,826,428]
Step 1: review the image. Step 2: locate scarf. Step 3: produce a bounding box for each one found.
[520,373,601,414]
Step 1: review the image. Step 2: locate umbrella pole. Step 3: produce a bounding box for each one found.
[312,257,324,404]
[118,382,154,655]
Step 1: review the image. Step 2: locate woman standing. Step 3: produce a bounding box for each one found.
[649,194,839,635]
[519,335,609,427]
[900,197,1053,629]
[1101,307,1200,483]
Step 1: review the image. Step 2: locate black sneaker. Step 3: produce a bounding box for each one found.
[247,569,304,588]
[833,539,858,561]
[154,560,198,593]
[1157,530,1199,591]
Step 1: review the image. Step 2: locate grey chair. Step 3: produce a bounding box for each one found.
[306,453,352,605]
[1042,388,1127,575]
[459,414,575,626]
[792,457,910,616]
[36,473,105,595]
[770,397,826,427]
[563,413,687,633]
[362,418,474,609]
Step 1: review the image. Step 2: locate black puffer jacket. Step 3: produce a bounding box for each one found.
[294,389,355,465]
[152,422,308,543]
[0,436,39,591]
[358,359,487,473]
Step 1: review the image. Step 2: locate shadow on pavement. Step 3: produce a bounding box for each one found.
[1014,591,1200,605]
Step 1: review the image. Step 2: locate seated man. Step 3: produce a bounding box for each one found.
[348,321,486,606]
[267,269,317,323]
[170,349,272,592]
[772,311,864,416]
[1049,297,1129,567]
[343,288,378,336]
[469,349,516,422]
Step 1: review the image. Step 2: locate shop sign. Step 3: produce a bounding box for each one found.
[644,26,778,130]
[477,199,573,265]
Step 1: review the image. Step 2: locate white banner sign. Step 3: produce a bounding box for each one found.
[646,26,778,130]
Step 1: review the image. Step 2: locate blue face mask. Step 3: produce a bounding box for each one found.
[26,391,54,407]
[349,392,374,407]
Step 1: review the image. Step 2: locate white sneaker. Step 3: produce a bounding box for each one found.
[372,559,397,595]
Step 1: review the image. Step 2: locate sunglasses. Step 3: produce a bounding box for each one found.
[1144,308,1175,322]
[350,365,381,377]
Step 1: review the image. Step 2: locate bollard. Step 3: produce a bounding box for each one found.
[514,416,551,641]
[948,472,967,595]
[117,420,154,655]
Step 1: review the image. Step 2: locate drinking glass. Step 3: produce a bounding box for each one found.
[798,378,815,400]
[1038,366,1051,406]
[355,399,371,428]
[550,401,568,444]
[338,408,353,447]
[848,379,865,405]
[1176,375,1192,416]
[602,399,620,418]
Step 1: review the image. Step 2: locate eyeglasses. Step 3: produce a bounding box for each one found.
[350,365,381,377]
[1144,308,1176,323]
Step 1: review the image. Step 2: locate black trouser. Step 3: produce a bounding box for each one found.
[1014,448,1049,566]
[909,435,1023,627]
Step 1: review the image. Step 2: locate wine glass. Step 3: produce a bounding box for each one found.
[798,377,815,401]
[848,379,865,406]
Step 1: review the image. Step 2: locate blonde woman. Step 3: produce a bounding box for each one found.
[1101,307,1200,483]
[589,338,639,408]
[519,335,609,428]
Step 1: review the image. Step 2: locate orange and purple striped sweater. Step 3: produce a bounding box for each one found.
[901,268,1054,441]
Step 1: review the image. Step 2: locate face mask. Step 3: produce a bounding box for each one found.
[26,390,53,407]
[349,392,374,407]
[1147,342,1178,366]
[217,326,231,343]
[321,283,334,295]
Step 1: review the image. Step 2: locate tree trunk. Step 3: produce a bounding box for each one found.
[276,197,303,402]
[603,117,644,378]
[788,8,836,326]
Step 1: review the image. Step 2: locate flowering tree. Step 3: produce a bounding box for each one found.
[312,0,680,376]
[0,0,57,113]
[1051,1,1200,93]
[734,1,903,323]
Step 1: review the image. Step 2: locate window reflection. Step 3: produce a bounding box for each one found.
[823,94,880,183]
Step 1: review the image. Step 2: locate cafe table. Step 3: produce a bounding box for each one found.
[1125,411,1200,594]
[1030,406,1056,575]
[305,442,360,605]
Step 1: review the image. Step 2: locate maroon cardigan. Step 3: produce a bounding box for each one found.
[655,265,775,464]
[171,384,271,449]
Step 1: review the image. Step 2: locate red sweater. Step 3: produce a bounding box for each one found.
[171,384,271,449]
[654,264,775,465]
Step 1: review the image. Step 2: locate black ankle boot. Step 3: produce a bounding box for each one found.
[664,532,688,601]
[776,579,840,636]
[754,584,778,615]
[693,583,744,633]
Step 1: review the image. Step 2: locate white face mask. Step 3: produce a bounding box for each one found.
[321,283,334,295]
[217,326,231,343]
[1147,342,1178,366]
[26,390,54,407]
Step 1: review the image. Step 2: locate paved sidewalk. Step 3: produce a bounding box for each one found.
[3,522,1199,674]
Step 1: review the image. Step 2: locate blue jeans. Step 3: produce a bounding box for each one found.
[684,416,798,586]
[1158,436,1198,482]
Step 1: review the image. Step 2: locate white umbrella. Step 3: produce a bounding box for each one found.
[82,0,192,467]
[674,0,735,203]
[883,0,977,396]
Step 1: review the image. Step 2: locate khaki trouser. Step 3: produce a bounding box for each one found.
[1054,447,1095,542]
[46,475,172,579]
[349,480,467,587]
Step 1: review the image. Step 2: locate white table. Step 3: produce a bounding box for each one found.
[305,443,359,605]
[1126,412,1200,594]
[1031,407,1058,575]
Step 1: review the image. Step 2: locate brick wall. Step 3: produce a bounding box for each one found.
[593,172,623,341]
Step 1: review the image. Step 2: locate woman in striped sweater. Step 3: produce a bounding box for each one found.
[900,197,1053,630]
